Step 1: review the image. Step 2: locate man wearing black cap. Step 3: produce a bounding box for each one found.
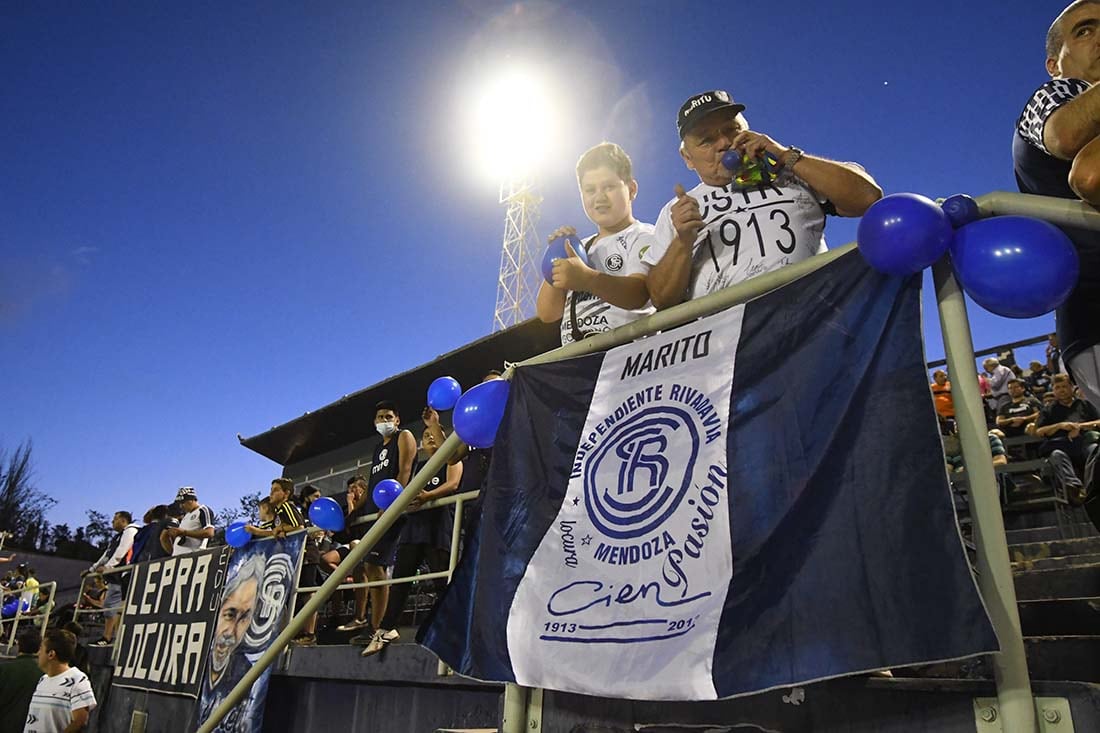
[167,487,215,555]
[645,90,882,309]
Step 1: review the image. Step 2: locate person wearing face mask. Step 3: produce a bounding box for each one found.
[644,90,882,310]
[536,141,656,345]
[341,400,417,648]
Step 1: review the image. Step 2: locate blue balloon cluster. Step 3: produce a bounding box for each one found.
[372,479,402,511]
[857,193,1079,318]
[453,378,511,449]
[308,496,345,531]
[541,234,589,285]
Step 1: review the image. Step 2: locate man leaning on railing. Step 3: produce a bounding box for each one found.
[87,510,137,648]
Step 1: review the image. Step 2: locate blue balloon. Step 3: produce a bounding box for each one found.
[453,378,511,449]
[951,216,1079,319]
[372,479,403,511]
[941,194,981,229]
[225,521,251,548]
[541,234,590,285]
[1,599,17,618]
[308,496,345,531]
[857,193,954,275]
[427,376,462,411]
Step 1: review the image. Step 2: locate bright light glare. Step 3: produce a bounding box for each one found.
[466,66,558,182]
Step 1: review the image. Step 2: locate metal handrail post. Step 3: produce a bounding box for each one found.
[933,259,1037,733]
[197,430,468,733]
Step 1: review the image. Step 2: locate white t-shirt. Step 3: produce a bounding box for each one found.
[560,221,656,346]
[24,667,96,733]
[644,175,829,301]
[173,504,215,555]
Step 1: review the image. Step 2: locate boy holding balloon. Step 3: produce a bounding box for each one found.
[536,142,656,345]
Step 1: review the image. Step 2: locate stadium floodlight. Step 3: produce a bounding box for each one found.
[467,65,558,183]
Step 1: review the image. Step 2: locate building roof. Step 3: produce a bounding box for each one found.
[240,318,561,466]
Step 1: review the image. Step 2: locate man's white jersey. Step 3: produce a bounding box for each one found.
[560,221,655,346]
[644,176,829,301]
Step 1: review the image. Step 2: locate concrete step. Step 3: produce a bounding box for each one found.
[1006,524,1097,544]
[1013,563,1100,600]
[1025,636,1100,683]
[1019,598,1100,636]
[1009,535,1100,561]
[1012,552,1100,571]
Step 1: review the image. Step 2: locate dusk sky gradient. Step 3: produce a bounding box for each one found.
[1,1,1066,528]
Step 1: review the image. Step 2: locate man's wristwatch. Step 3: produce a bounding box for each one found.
[779,146,804,171]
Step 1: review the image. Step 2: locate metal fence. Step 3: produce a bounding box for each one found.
[0,580,58,655]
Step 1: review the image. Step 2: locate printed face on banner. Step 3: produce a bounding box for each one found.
[210,576,258,685]
[507,305,744,700]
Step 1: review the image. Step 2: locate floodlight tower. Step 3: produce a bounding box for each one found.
[493,178,542,331]
[468,66,555,332]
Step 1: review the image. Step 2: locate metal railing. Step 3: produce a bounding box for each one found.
[295,489,477,596]
[197,191,1100,733]
[1,580,58,655]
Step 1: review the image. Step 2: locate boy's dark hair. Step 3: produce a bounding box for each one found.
[272,477,295,493]
[64,620,84,637]
[259,497,272,509]
[16,628,41,655]
[347,475,369,488]
[144,504,169,523]
[115,510,133,524]
[375,400,398,415]
[42,629,77,663]
[576,142,634,184]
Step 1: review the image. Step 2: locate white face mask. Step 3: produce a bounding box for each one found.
[376,422,397,437]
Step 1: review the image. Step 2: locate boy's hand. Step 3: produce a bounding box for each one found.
[552,240,594,291]
[547,225,577,242]
[422,406,440,427]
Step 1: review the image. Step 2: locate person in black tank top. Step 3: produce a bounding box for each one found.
[337,401,417,647]
[364,425,464,656]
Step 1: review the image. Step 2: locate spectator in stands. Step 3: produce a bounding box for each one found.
[997,379,1043,438]
[26,629,96,732]
[1047,334,1064,375]
[131,505,173,563]
[536,142,655,345]
[1035,375,1100,503]
[644,89,881,310]
[79,576,106,613]
[930,370,955,433]
[167,487,215,555]
[247,478,304,540]
[88,510,138,648]
[323,476,370,572]
[341,402,417,650]
[63,621,88,673]
[1028,359,1054,395]
[1015,4,1100,406]
[291,484,324,647]
[423,371,503,551]
[19,566,39,611]
[984,357,1015,411]
[362,423,464,657]
[0,629,42,733]
[944,430,1009,472]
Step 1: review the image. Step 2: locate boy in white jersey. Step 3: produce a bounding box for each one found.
[536,142,655,345]
[645,90,883,310]
[24,629,95,733]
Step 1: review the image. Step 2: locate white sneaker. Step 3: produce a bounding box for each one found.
[360,628,399,657]
[336,618,369,632]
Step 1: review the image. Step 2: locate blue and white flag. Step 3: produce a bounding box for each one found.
[420,251,997,700]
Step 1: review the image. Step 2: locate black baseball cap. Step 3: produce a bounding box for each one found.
[677,89,746,139]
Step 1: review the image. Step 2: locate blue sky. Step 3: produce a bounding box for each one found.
[1,1,1065,528]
